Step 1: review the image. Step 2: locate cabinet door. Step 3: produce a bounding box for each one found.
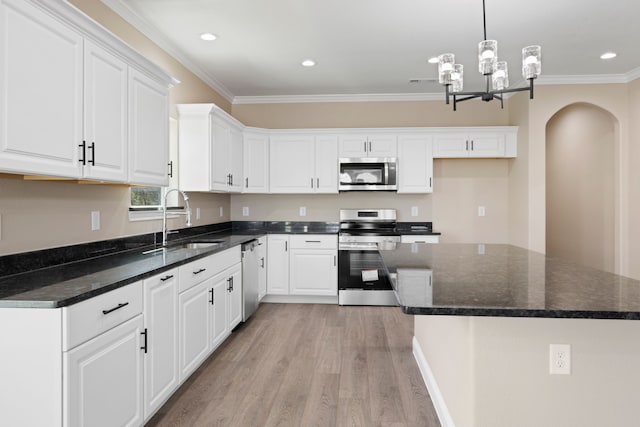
[128,68,169,186]
[211,116,231,191]
[229,126,244,192]
[397,134,433,193]
[314,135,338,193]
[83,41,128,182]
[243,131,269,193]
[143,270,179,420]
[468,133,505,157]
[289,249,337,296]
[227,264,243,330]
[269,134,315,193]
[178,280,211,382]
[432,133,470,157]
[266,235,289,294]
[368,135,397,157]
[64,315,144,427]
[257,237,267,300]
[0,0,83,178]
[338,135,369,157]
[210,271,230,351]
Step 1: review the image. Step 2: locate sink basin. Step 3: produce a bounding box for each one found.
[142,240,224,255]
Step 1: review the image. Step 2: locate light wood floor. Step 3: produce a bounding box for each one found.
[147,303,441,427]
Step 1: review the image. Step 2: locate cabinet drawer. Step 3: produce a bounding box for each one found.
[289,234,337,249]
[400,235,440,244]
[63,281,143,351]
[213,246,241,273]
[178,254,218,293]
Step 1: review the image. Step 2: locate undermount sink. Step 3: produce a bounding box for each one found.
[142,240,224,255]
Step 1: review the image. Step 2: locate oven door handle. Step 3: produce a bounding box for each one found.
[384,162,389,185]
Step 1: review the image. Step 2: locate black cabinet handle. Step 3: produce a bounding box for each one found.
[466,140,469,151]
[429,177,432,188]
[168,161,173,178]
[246,177,249,188]
[227,277,232,292]
[471,140,474,151]
[363,141,367,153]
[334,255,336,266]
[230,276,234,291]
[193,268,206,275]
[140,328,148,353]
[209,288,214,305]
[79,141,86,165]
[311,178,314,188]
[285,241,288,251]
[260,257,265,268]
[102,302,129,315]
[305,240,321,243]
[230,174,233,186]
[88,142,95,166]
[160,274,174,282]
[369,141,372,152]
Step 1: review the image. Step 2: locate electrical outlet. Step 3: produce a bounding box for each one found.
[196,207,201,220]
[411,206,418,217]
[219,206,224,217]
[549,344,571,375]
[477,243,485,255]
[478,206,486,217]
[242,206,249,217]
[299,206,306,217]
[91,211,100,231]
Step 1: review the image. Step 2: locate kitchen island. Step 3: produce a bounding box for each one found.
[381,243,640,427]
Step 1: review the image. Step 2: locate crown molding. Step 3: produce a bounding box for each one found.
[99,0,234,102]
[537,73,629,85]
[232,92,445,104]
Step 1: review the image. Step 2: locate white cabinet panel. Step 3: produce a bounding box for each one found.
[83,40,128,181]
[229,126,244,192]
[128,68,169,186]
[143,269,179,420]
[289,249,337,296]
[178,280,211,382]
[314,135,338,193]
[339,134,397,157]
[243,130,269,193]
[64,315,144,427]
[210,273,229,350]
[211,116,232,191]
[0,0,83,178]
[433,131,507,158]
[400,235,440,244]
[257,237,267,300]
[269,134,315,193]
[397,134,433,193]
[267,234,290,294]
[227,264,243,330]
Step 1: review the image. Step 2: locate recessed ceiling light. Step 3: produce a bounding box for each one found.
[200,33,217,41]
[427,57,439,64]
[600,52,617,60]
[301,59,316,67]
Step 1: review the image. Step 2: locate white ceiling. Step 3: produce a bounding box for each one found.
[103,0,640,103]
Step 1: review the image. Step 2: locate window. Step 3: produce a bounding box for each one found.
[131,187,162,207]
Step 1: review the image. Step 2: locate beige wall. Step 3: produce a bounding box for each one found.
[415,315,640,427]
[546,104,616,273]
[627,79,640,280]
[507,92,530,249]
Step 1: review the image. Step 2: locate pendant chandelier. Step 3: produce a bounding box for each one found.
[438,0,541,111]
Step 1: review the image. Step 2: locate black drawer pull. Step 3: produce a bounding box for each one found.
[160,274,174,282]
[209,288,214,305]
[305,240,321,243]
[193,268,206,275]
[102,302,129,315]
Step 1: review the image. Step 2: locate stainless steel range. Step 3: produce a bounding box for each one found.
[338,208,400,306]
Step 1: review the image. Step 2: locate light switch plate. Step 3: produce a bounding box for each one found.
[478,206,486,217]
[219,206,224,217]
[299,206,307,217]
[242,206,249,217]
[411,206,418,217]
[196,207,201,220]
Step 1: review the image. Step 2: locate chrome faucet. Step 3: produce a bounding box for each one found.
[162,188,192,247]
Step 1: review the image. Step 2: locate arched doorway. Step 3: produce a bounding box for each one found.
[545,103,616,273]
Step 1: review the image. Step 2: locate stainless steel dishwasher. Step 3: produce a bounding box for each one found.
[241,239,260,321]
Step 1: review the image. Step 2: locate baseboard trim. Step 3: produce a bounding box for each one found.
[412,335,456,427]
[260,295,339,304]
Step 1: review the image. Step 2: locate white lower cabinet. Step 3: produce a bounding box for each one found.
[257,236,267,300]
[178,278,212,381]
[267,234,337,296]
[143,269,179,420]
[64,314,144,427]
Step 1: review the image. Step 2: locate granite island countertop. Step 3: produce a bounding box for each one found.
[381,243,640,320]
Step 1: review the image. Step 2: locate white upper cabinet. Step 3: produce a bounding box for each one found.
[432,128,517,158]
[397,134,433,194]
[0,0,83,178]
[177,104,244,193]
[270,133,338,194]
[339,134,397,158]
[243,129,269,193]
[128,68,170,186]
[0,0,173,184]
[83,40,128,182]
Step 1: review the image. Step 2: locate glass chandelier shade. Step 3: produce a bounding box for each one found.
[451,64,464,92]
[438,53,455,84]
[492,61,508,90]
[522,45,542,79]
[478,40,497,75]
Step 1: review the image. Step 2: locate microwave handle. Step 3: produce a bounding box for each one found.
[384,162,389,185]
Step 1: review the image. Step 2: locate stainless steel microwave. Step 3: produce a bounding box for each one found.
[339,157,397,191]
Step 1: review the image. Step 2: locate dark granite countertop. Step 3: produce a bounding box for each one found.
[381,243,640,320]
[0,220,340,309]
